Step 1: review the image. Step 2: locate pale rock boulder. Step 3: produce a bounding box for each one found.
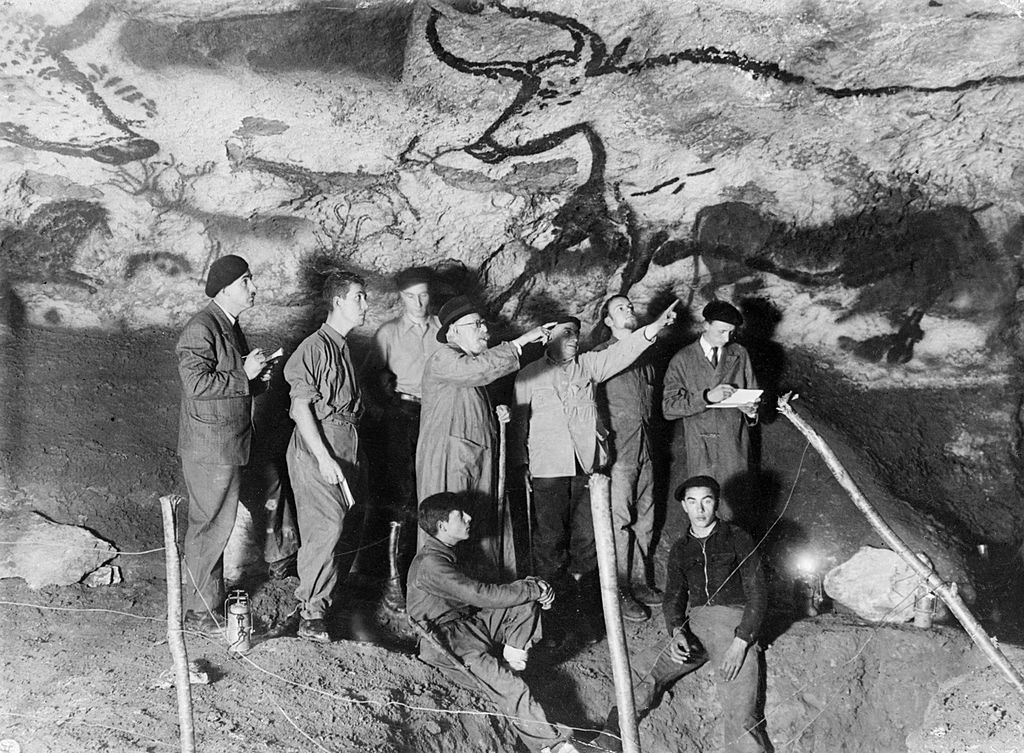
[0,511,118,588]
[824,546,933,623]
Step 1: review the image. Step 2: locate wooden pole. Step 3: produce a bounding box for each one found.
[589,474,642,753]
[160,495,197,753]
[776,394,1024,695]
[497,419,508,575]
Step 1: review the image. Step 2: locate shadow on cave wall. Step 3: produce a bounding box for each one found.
[120,4,413,80]
[651,199,1013,365]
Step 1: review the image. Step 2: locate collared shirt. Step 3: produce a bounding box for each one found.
[284,323,362,425]
[662,520,767,644]
[213,300,237,326]
[368,314,442,398]
[699,335,717,364]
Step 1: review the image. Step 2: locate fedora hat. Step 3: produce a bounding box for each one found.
[436,295,484,344]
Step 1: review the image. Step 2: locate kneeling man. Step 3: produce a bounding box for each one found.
[596,475,772,753]
[407,492,580,753]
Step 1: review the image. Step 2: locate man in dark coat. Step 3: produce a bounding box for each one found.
[176,254,270,631]
[662,300,759,522]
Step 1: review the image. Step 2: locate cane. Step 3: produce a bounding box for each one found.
[524,466,535,575]
[497,416,508,576]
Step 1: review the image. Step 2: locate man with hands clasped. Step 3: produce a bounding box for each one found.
[595,475,771,753]
[407,492,581,753]
[662,300,759,522]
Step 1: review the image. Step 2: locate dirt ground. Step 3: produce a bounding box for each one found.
[2,324,1024,753]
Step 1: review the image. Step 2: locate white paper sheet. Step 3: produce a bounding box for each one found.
[707,388,763,408]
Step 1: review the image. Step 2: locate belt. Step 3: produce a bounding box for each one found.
[397,392,421,404]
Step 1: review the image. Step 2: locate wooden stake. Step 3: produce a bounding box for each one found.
[589,474,642,753]
[160,495,197,752]
[776,394,1024,695]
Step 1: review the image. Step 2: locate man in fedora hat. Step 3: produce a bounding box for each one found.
[662,300,760,523]
[416,295,553,583]
[176,254,272,632]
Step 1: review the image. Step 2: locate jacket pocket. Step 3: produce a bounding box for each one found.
[188,397,249,426]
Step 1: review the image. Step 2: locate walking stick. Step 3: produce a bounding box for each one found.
[497,416,508,577]
[777,392,1024,695]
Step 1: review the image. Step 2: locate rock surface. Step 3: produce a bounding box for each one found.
[2,0,1022,543]
[824,546,928,623]
[0,510,118,588]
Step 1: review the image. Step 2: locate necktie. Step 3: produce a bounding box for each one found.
[233,320,248,352]
[711,347,719,368]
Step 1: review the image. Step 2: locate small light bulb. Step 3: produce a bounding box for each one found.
[795,552,817,576]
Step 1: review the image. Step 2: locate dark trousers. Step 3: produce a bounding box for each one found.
[531,474,596,585]
[181,459,241,615]
[382,400,420,520]
[239,452,299,565]
[608,606,772,753]
[421,603,569,752]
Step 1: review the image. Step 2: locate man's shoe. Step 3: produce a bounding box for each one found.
[632,583,663,606]
[298,617,331,643]
[619,591,650,623]
[184,610,225,635]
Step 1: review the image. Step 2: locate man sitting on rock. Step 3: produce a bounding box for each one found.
[594,475,771,753]
[407,491,581,753]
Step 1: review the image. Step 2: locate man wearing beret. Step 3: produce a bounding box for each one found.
[662,301,759,523]
[176,254,271,631]
[512,301,678,636]
[416,296,552,583]
[594,475,771,753]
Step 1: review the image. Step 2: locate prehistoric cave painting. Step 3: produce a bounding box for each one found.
[661,201,1007,363]
[0,16,158,164]
[0,200,110,292]
[425,3,1024,318]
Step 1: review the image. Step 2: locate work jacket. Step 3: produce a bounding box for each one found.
[407,535,543,627]
[663,521,767,645]
[512,328,654,477]
[662,339,757,487]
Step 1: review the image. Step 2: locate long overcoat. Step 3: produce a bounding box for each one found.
[416,341,520,581]
[662,339,757,513]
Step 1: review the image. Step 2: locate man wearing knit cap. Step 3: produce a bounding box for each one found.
[176,254,272,632]
[512,301,678,639]
[662,300,760,523]
[362,267,441,609]
[416,296,554,584]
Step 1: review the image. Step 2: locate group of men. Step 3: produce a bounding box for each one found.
[175,255,769,752]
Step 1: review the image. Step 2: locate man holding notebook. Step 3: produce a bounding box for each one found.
[662,300,760,523]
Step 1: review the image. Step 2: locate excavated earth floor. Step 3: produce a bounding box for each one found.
[1,325,1023,753]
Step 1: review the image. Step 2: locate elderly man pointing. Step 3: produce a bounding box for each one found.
[416,296,552,583]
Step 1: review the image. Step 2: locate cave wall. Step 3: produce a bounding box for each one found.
[1,0,1023,539]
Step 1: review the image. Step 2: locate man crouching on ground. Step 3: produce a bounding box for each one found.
[595,475,772,753]
[407,492,581,753]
